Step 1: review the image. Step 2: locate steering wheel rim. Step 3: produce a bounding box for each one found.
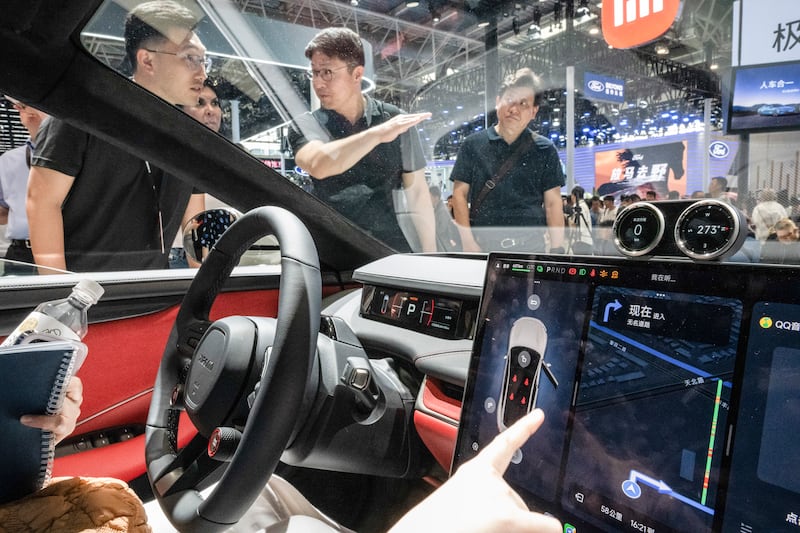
[145,206,321,532]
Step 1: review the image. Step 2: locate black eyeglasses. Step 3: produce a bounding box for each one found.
[305,65,351,82]
[144,49,212,73]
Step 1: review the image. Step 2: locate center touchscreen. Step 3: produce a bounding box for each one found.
[453,254,800,533]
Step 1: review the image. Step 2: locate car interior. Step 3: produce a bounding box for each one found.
[1,0,799,532]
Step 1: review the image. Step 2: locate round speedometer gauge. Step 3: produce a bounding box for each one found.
[674,199,746,260]
[613,202,665,257]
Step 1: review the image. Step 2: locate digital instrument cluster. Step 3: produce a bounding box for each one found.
[360,285,477,340]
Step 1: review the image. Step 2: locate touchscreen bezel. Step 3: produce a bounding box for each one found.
[453,253,800,533]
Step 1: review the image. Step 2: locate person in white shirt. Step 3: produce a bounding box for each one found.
[0,98,48,275]
[752,188,788,242]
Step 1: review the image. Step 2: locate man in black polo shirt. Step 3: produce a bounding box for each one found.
[27,0,205,273]
[288,27,435,253]
[450,68,565,253]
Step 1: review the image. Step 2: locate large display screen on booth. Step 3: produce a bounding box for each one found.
[727,61,800,134]
[453,254,800,532]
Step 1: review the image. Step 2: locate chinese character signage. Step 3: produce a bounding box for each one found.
[728,61,800,133]
[584,71,626,104]
[594,141,688,199]
[735,0,800,66]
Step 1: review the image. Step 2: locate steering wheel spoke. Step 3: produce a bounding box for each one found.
[178,319,213,355]
[151,433,224,497]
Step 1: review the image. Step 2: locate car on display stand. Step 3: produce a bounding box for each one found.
[1,1,799,532]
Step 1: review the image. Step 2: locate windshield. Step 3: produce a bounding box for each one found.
[1,0,798,276]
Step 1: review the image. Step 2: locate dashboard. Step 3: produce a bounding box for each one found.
[322,251,800,532]
[318,254,486,472]
[322,254,486,388]
[359,285,477,340]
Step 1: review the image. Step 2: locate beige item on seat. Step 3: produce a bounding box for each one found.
[0,476,150,533]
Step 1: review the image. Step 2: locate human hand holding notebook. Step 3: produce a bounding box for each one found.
[0,340,87,504]
[20,375,82,445]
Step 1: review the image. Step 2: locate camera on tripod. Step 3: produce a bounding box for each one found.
[570,202,583,223]
[566,185,593,255]
[563,186,586,220]
[567,186,587,220]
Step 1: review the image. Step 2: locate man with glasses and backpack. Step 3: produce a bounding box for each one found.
[450,68,565,254]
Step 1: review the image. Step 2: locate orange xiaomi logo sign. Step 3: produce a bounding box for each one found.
[602,0,681,49]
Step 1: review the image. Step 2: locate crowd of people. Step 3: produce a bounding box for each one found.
[3,10,798,273]
[448,170,800,264]
[2,0,207,275]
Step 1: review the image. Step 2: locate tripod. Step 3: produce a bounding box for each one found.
[567,203,593,255]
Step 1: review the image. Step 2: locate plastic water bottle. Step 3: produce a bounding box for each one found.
[1,279,105,346]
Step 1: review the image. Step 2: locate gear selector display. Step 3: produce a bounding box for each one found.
[360,285,477,340]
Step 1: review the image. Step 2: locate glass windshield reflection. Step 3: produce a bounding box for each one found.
[34,0,790,267]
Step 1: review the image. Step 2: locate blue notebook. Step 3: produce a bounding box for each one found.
[0,340,86,504]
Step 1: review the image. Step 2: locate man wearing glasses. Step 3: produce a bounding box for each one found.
[288,27,436,253]
[26,0,206,273]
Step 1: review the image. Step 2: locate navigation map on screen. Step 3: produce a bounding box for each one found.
[562,286,740,532]
[454,255,800,533]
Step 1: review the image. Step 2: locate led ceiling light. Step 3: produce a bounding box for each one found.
[655,43,670,55]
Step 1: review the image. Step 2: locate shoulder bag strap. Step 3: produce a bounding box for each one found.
[470,133,534,218]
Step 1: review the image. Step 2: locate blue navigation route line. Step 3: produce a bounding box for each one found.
[623,470,715,515]
[589,320,732,389]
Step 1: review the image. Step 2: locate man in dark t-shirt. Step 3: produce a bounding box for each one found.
[450,68,565,253]
[27,1,204,273]
[32,119,194,272]
[288,27,435,253]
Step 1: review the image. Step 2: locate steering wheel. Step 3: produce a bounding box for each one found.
[145,206,321,532]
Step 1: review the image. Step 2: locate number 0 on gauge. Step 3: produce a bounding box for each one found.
[613,203,665,257]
